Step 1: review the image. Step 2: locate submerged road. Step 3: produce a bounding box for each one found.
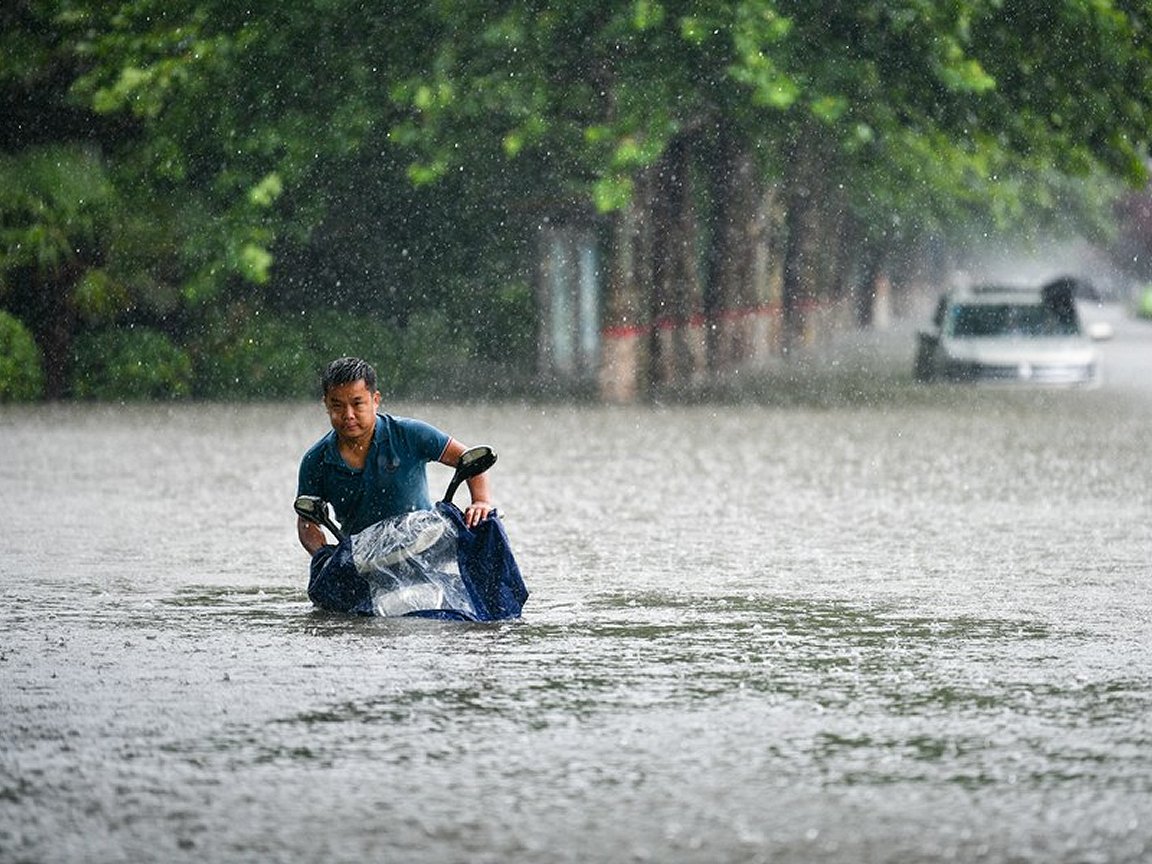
[2,306,1150,863]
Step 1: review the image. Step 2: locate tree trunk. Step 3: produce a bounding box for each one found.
[14,267,78,400]
[648,137,705,393]
[781,151,819,352]
[781,128,849,348]
[855,241,890,329]
[598,179,653,404]
[705,130,765,373]
[42,293,76,400]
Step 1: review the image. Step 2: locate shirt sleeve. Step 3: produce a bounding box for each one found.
[297,440,325,497]
[398,418,451,462]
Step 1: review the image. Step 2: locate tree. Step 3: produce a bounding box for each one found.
[3,1,542,397]
[391,0,1152,391]
[0,145,118,397]
[69,1,543,340]
[5,1,1152,402]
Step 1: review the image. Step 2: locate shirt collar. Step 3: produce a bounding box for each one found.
[321,414,383,465]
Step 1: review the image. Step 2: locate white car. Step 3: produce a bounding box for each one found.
[914,280,1110,386]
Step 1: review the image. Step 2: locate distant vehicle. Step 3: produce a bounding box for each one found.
[914,279,1111,386]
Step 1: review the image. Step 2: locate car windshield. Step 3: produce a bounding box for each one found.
[945,302,1080,338]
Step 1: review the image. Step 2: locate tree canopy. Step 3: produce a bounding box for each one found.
[2,0,1151,399]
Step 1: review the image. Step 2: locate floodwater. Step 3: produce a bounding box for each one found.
[2,309,1150,864]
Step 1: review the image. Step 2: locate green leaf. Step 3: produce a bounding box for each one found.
[248,172,283,207]
[633,0,665,31]
[592,175,634,213]
[238,243,273,284]
[810,95,848,123]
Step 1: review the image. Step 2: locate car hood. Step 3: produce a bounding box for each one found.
[940,336,1097,365]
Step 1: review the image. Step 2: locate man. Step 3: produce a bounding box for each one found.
[296,356,493,555]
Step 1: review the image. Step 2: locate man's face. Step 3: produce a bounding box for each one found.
[324,379,380,442]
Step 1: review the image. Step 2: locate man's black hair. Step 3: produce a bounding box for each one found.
[322,357,377,395]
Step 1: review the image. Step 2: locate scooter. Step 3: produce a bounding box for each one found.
[294,446,527,620]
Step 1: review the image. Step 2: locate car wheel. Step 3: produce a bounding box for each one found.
[914,332,939,382]
[914,346,934,382]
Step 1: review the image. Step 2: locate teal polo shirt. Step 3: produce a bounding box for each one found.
[297,413,450,536]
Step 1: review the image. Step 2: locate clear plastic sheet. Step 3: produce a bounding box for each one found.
[350,509,478,618]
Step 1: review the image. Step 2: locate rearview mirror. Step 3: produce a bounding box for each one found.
[442,445,498,504]
[294,494,325,523]
[293,495,347,542]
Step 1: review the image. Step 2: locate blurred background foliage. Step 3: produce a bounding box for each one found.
[1,0,1151,401]
[0,310,44,400]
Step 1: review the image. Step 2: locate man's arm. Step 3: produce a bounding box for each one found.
[298,515,329,556]
[439,438,494,528]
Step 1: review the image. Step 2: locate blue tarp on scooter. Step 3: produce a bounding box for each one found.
[307,502,527,621]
